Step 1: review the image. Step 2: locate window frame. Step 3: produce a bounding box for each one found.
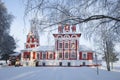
[70,51,77,59]
[48,52,53,59]
[58,41,63,49]
[64,41,69,49]
[64,51,69,59]
[42,52,47,59]
[58,51,63,59]
[82,52,87,59]
[70,40,76,49]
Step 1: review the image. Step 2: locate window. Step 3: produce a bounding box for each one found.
[65,43,69,48]
[59,42,62,48]
[48,52,53,59]
[37,53,39,59]
[82,53,87,59]
[42,53,46,59]
[49,54,53,59]
[70,51,77,59]
[71,35,77,38]
[64,35,70,38]
[71,41,76,49]
[59,52,62,59]
[71,43,75,49]
[64,52,69,59]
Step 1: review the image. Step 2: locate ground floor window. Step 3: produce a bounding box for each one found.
[59,52,62,59]
[64,52,69,59]
[82,53,87,59]
[70,51,77,59]
[42,53,46,59]
[49,54,53,59]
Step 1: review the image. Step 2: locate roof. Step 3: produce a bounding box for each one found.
[21,46,55,52]
[21,45,93,52]
[10,52,21,56]
[79,45,93,52]
[34,46,55,51]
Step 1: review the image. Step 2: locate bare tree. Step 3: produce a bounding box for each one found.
[23,0,120,71]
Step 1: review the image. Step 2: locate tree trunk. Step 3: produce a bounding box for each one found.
[111,62,113,69]
[5,59,8,64]
[105,51,111,71]
[106,62,110,71]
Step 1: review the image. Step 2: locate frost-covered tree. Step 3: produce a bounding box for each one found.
[0,1,16,63]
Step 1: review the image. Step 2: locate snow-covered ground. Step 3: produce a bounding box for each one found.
[0,66,120,80]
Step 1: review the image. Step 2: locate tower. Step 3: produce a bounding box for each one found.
[25,20,39,49]
[53,24,81,60]
[21,19,40,66]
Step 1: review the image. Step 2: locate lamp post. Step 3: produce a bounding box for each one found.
[95,53,99,75]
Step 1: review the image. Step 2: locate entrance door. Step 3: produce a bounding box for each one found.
[83,62,86,66]
[42,62,45,66]
[68,62,71,66]
[59,62,62,66]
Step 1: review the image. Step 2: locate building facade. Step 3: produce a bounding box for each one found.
[21,22,96,67]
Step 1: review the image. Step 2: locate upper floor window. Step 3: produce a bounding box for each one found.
[58,35,62,38]
[71,41,76,49]
[65,42,69,48]
[71,35,77,38]
[64,35,70,38]
[59,42,63,49]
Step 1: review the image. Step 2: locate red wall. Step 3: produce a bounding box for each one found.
[87,52,93,60]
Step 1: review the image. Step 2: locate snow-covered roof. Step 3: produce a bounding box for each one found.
[33,46,55,51]
[21,46,55,52]
[10,52,21,56]
[79,45,93,52]
[22,45,93,52]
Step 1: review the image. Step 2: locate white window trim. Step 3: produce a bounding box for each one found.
[82,52,87,59]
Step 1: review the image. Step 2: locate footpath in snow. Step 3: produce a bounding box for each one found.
[0,67,120,80]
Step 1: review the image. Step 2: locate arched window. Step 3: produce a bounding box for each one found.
[64,35,70,38]
[71,35,77,38]
[57,35,62,38]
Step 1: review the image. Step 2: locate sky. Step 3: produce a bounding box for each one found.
[2,0,94,52]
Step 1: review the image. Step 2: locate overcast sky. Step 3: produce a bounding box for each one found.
[2,0,94,52]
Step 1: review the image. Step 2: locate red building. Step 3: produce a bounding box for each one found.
[21,22,96,67]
